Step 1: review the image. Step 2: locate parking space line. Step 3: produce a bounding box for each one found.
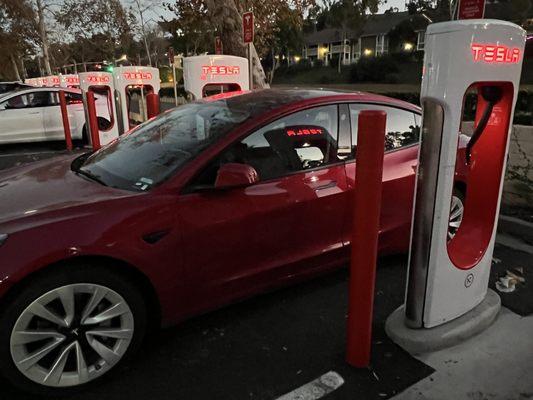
[275,371,344,400]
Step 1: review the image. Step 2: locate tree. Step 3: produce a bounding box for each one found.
[0,0,36,79]
[34,0,53,74]
[163,0,316,88]
[162,0,212,55]
[57,0,136,62]
[129,0,164,66]
[204,0,316,88]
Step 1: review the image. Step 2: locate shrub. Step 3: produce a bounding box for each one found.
[319,75,332,84]
[350,55,400,83]
[384,73,400,83]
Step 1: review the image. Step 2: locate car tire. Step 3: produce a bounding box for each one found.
[97,117,112,131]
[0,264,148,396]
[448,187,466,240]
[81,124,88,145]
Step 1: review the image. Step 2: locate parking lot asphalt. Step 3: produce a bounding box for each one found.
[0,145,432,399]
[0,142,85,171]
[0,254,434,400]
[1,145,531,400]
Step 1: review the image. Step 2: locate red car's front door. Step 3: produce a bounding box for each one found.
[176,105,349,313]
[342,103,421,254]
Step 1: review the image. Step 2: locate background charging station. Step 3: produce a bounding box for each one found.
[79,71,120,146]
[60,74,80,88]
[183,55,250,100]
[113,66,160,133]
[387,19,526,352]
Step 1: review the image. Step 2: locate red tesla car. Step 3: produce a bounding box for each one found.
[0,89,469,394]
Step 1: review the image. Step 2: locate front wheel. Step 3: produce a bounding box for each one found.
[0,265,147,395]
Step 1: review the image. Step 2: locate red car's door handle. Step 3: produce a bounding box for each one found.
[314,181,337,191]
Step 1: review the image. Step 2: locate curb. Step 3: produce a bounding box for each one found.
[498,215,533,245]
[385,290,501,355]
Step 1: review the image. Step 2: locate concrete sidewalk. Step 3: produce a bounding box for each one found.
[393,308,533,400]
[392,234,533,400]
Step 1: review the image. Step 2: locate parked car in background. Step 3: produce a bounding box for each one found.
[0,89,469,395]
[0,81,33,96]
[0,87,112,145]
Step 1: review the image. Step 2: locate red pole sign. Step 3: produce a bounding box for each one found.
[242,11,254,44]
[58,91,73,151]
[215,36,223,55]
[346,110,386,368]
[457,0,485,19]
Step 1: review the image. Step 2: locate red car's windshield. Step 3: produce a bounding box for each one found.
[78,101,251,191]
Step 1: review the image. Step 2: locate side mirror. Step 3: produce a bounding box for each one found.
[215,163,259,189]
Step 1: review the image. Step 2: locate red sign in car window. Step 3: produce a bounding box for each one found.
[285,126,325,137]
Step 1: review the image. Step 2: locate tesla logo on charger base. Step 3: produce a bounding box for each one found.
[286,126,324,137]
[87,75,110,84]
[122,72,153,81]
[471,43,521,64]
[201,66,240,75]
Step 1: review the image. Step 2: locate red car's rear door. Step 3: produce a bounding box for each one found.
[176,105,348,311]
[343,104,421,254]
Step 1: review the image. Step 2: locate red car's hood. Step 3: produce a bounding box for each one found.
[0,155,130,229]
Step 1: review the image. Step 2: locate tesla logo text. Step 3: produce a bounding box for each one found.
[201,65,240,75]
[87,75,110,84]
[122,72,153,80]
[471,44,521,64]
[286,127,324,137]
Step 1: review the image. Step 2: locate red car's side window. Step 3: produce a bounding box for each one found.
[347,104,421,156]
[190,105,342,188]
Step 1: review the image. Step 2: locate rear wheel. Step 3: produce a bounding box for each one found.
[448,188,465,240]
[0,265,147,395]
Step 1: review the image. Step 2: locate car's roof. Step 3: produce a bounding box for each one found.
[0,86,80,100]
[200,88,421,119]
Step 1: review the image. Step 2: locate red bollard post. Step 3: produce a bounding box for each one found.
[146,93,160,119]
[58,91,73,151]
[86,91,101,150]
[346,110,387,368]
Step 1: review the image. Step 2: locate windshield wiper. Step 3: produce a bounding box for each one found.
[75,168,108,187]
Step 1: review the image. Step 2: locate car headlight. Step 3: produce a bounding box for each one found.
[0,234,7,246]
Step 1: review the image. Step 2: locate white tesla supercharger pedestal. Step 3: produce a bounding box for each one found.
[183,55,249,100]
[79,71,119,146]
[386,19,526,354]
[60,74,80,88]
[113,66,160,134]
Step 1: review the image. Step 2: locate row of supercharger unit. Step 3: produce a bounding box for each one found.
[26,66,161,148]
[25,56,252,148]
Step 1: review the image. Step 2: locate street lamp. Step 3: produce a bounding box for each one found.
[403,43,414,51]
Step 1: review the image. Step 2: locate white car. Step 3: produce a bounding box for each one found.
[0,87,111,145]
